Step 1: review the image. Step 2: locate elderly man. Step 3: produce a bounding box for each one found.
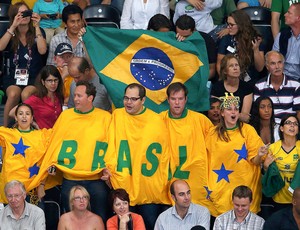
[154,180,210,230]
[0,180,45,229]
[106,83,171,230]
[272,3,300,80]
[67,56,111,111]
[254,50,300,124]
[213,185,265,230]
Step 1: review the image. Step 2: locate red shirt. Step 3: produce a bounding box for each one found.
[106,213,146,230]
[24,94,62,128]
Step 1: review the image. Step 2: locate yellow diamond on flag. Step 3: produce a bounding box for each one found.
[101,34,202,104]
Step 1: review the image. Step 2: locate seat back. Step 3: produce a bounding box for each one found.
[242,6,271,25]
[0,3,9,19]
[83,4,121,28]
[44,200,61,230]
[254,25,274,53]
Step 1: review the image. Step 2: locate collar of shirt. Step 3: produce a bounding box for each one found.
[232,209,251,225]
[6,201,30,220]
[171,203,193,220]
[267,73,287,89]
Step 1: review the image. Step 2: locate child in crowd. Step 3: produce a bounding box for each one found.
[33,0,65,44]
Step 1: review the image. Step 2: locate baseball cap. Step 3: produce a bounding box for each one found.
[54,43,73,56]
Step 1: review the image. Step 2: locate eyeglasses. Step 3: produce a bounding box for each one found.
[6,193,24,200]
[73,196,89,202]
[227,22,237,28]
[284,120,299,126]
[45,79,59,84]
[123,96,141,102]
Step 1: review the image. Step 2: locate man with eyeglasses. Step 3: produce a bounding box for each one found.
[0,180,45,229]
[254,50,300,124]
[160,82,213,212]
[106,83,171,230]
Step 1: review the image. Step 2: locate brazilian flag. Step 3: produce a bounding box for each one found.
[83,27,210,112]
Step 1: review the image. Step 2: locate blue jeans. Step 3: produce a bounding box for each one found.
[61,178,110,222]
[130,204,170,230]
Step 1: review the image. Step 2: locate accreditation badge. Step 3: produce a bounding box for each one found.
[15,68,29,86]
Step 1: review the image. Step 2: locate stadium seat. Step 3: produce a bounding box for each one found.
[83,4,121,28]
[242,6,271,25]
[0,3,9,19]
[254,24,274,53]
[45,200,61,230]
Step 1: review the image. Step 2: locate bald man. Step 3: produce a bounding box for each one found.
[154,180,210,230]
[263,187,300,229]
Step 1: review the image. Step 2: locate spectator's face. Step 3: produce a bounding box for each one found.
[167,89,187,118]
[266,53,284,78]
[6,185,26,211]
[176,27,193,38]
[55,53,74,67]
[284,5,300,26]
[18,5,31,25]
[233,196,251,220]
[259,99,272,121]
[227,16,238,36]
[113,197,129,216]
[225,58,240,78]
[123,87,145,115]
[68,66,86,83]
[221,104,239,129]
[207,101,221,124]
[15,105,33,131]
[65,13,83,36]
[172,181,191,210]
[72,189,89,211]
[74,85,93,112]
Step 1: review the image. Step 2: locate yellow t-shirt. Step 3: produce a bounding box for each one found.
[269,140,300,204]
[12,0,36,9]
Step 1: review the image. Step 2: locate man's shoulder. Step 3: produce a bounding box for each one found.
[25,202,44,216]
[190,203,210,214]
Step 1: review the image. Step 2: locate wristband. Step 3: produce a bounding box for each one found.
[7,29,15,37]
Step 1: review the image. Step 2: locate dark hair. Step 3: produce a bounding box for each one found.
[77,57,90,73]
[279,115,300,140]
[62,4,83,24]
[13,103,36,129]
[147,14,172,31]
[76,80,96,101]
[232,185,253,202]
[228,10,261,73]
[175,15,195,31]
[125,83,146,98]
[8,2,35,52]
[34,65,64,105]
[15,102,34,116]
[219,54,241,80]
[250,96,275,143]
[166,82,188,98]
[110,188,130,209]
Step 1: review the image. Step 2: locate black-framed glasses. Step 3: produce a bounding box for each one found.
[45,79,59,84]
[123,96,141,102]
[284,120,299,126]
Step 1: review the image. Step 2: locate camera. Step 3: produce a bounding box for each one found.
[48,14,57,20]
[22,10,32,18]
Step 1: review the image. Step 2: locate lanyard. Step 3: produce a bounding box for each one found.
[13,43,32,69]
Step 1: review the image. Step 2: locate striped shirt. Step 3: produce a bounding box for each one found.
[213,210,265,230]
[154,203,211,230]
[46,29,85,65]
[254,74,300,124]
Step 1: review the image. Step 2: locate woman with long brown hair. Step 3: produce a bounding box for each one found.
[216,10,265,86]
[0,2,47,127]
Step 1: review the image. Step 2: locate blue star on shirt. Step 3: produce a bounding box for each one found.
[213,163,234,183]
[234,143,248,163]
[29,163,40,178]
[204,186,212,199]
[12,138,30,157]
